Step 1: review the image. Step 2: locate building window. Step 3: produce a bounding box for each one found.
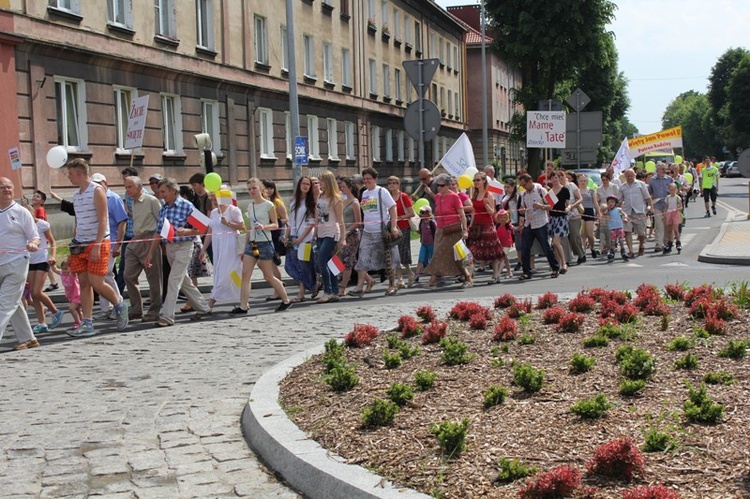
[369,59,377,96]
[440,86,445,110]
[114,86,134,152]
[196,0,214,50]
[367,0,375,20]
[407,83,413,104]
[257,108,275,159]
[397,131,405,161]
[327,118,339,161]
[201,99,220,153]
[439,38,444,64]
[285,112,292,159]
[323,42,334,84]
[340,0,349,17]
[431,83,438,104]
[49,0,81,14]
[454,45,459,71]
[307,115,320,160]
[393,9,400,40]
[154,0,176,38]
[341,48,351,88]
[254,15,268,65]
[382,64,390,98]
[404,17,411,45]
[55,77,87,150]
[430,33,437,58]
[447,91,452,116]
[280,26,288,72]
[381,0,388,26]
[408,137,415,162]
[107,0,132,28]
[446,42,452,69]
[303,34,316,79]
[371,125,380,162]
[414,21,421,52]
[394,68,402,102]
[385,128,393,162]
[345,121,355,160]
[160,93,182,154]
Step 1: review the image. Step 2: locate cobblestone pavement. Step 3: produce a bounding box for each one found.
[0,298,460,498]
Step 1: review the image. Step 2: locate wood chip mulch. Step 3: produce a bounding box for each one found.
[279,295,750,498]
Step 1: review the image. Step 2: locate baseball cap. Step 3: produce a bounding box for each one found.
[419,205,432,213]
[148,173,164,183]
[497,209,507,216]
[91,173,107,184]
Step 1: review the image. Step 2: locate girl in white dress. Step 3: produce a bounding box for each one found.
[200,193,243,310]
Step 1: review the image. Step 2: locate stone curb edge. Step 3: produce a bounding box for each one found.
[698,216,750,266]
[241,343,432,499]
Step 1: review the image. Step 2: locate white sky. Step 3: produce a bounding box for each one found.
[434,0,750,135]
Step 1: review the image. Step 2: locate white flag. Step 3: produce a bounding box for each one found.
[439,133,476,178]
[611,137,632,176]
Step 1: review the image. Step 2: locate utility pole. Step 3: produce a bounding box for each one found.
[480,0,488,168]
[285,0,301,189]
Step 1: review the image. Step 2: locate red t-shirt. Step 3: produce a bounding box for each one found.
[435,192,463,228]
[35,206,47,221]
[393,191,413,230]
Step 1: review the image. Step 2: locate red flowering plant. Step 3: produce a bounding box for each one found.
[415,305,437,323]
[614,303,640,324]
[450,301,491,321]
[608,290,631,305]
[507,299,533,318]
[493,315,518,341]
[494,293,516,309]
[663,283,686,302]
[469,312,488,330]
[397,315,421,339]
[535,292,559,309]
[421,321,448,344]
[621,484,679,499]
[517,465,581,498]
[344,323,379,348]
[556,312,585,333]
[587,287,611,303]
[568,292,596,313]
[542,307,566,325]
[703,312,727,335]
[684,284,718,307]
[586,438,645,482]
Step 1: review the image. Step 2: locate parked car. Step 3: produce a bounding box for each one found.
[720,161,734,177]
[567,169,603,187]
[725,162,742,178]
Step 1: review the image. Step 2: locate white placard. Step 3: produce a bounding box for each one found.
[8,147,22,171]
[124,95,150,150]
[526,111,566,149]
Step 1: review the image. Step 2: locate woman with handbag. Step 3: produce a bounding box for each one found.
[466,172,505,284]
[349,167,401,298]
[424,173,472,288]
[315,171,346,303]
[386,176,417,288]
[230,178,292,315]
[337,177,372,297]
[284,176,317,303]
[262,179,288,298]
[200,193,243,310]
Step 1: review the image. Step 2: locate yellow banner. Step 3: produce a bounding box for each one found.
[628,126,683,158]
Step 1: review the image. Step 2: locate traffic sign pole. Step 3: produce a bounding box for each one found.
[418,61,425,169]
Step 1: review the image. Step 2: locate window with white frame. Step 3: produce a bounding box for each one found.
[341,0,349,17]
[446,42,451,68]
[307,115,320,160]
[381,1,388,26]
[368,59,377,96]
[341,48,352,88]
[196,0,215,50]
[382,64,390,98]
[414,21,421,52]
[371,125,380,162]
[408,137,415,162]
[432,137,439,163]
[440,86,445,110]
[285,111,292,159]
[367,0,375,20]
[113,86,134,152]
[154,0,176,38]
[55,77,87,150]
[431,83,437,104]
[107,0,132,28]
[404,17,411,45]
[280,26,289,71]
[201,99,220,153]
[439,38,444,64]
[323,42,334,84]
[49,0,80,14]
[447,91,452,116]
[254,15,268,65]
[430,33,437,57]
[303,34,316,78]
[397,131,405,161]
[327,118,339,160]
[258,107,275,159]
[385,128,393,162]
[453,45,458,71]
[394,68,402,102]
[393,9,400,40]
[160,93,182,154]
[345,121,355,160]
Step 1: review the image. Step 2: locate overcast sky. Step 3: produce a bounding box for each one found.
[434,0,750,137]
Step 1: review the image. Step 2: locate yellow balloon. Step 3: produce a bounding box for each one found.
[684,172,693,184]
[674,155,683,165]
[458,174,472,190]
[645,161,656,173]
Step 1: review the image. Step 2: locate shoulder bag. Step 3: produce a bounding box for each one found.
[399,193,420,231]
[378,188,402,247]
[252,202,283,265]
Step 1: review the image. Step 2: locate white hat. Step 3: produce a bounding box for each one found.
[91,173,107,184]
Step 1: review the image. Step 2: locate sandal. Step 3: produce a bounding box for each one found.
[290,297,306,303]
[560,267,568,275]
[461,280,474,289]
[264,296,281,302]
[365,280,375,293]
[551,270,559,278]
[518,274,532,281]
[385,288,398,296]
[180,304,193,313]
[347,289,364,298]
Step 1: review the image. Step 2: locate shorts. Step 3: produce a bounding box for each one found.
[665,210,682,226]
[69,239,111,276]
[28,261,50,272]
[244,240,275,261]
[609,228,625,241]
[582,207,596,222]
[623,217,646,237]
[702,187,717,203]
[418,244,434,265]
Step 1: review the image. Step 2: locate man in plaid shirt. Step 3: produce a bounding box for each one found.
[516,173,560,281]
[145,178,211,327]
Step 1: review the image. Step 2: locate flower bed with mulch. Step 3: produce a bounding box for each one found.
[279,284,750,498]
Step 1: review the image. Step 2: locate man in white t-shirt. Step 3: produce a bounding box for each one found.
[0,177,42,350]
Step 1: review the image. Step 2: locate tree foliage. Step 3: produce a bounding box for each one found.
[726,53,750,147]
[662,91,720,159]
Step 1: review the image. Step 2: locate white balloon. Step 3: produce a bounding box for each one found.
[464,166,479,178]
[46,146,68,169]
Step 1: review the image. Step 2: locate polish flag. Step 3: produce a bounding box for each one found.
[544,189,558,207]
[187,207,210,234]
[327,254,345,276]
[160,217,175,242]
[232,190,237,207]
[487,178,504,196]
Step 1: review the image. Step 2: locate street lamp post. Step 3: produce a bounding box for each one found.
[285,0,301,190]
[480,0,488,168]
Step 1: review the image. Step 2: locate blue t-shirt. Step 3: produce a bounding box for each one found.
[608,207,624,230]
[106,189,129,242]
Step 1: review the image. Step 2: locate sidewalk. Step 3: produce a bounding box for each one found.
[698,210,750,265]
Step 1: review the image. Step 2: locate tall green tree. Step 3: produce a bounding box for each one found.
[486,0,617,173]
[726,53,750,148]
[661,90,719,159]
[707,47,749,155]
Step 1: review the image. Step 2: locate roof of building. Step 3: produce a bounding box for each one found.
[444,8,493,45]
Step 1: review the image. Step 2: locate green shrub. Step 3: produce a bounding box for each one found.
[414,370,437,391]
[491,357,505,368]
[729,280,750,309]
[718,339,748,359]
[513,362,545,393]
[440,336,475,365]
[382,350,402,369]
[518,334,536,345]
[667,336,692,351]
[674,353,698,370]
[430,418,470,458]
[361,399,399,427]
[619,348,657,380]
[500,343,510,353]
[324,363,359,391]
[570,353,595,374]
[398,343,420,359]
[570,393,612,419]
[386,333,402,349]
[619,378,646,397]
[323,339,347,373]
[641,413,679,453]
[483,385,509,409]
[683,382,724,424]
[583,334,610,348]
[386,382,414,407]
[615,344,635,363]
[703,371,735,385]
[693,326,711,339]
[497,458,538,483]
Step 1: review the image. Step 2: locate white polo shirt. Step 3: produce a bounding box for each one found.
[0,202,38,266]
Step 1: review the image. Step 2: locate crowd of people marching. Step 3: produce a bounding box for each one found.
[0,154,718,350]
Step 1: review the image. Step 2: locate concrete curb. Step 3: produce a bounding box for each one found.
[698,216,750,266]
[241,344,432,499]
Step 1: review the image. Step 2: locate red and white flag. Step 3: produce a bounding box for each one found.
[544,189,558,207]
[187,207,210,234]
[160,217,175,242]
[488,178,504,196]
[327,254,345,276]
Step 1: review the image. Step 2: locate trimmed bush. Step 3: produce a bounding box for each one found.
[518,465,581,498]
[483,385,509,409]
[570,393,611,419]
[361,399,399,427]
[513,362,544,393]
[430,418,470,457]
[586,438,645,481]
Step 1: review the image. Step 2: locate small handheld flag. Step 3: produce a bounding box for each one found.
[187,207,210,234]
[544,189,558,207]
[229,270,242,288]
[298,242,312,262]
[327,254,345,276]
[160,218,175,242]
[453,239,470,261]
[487,178,504,196]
